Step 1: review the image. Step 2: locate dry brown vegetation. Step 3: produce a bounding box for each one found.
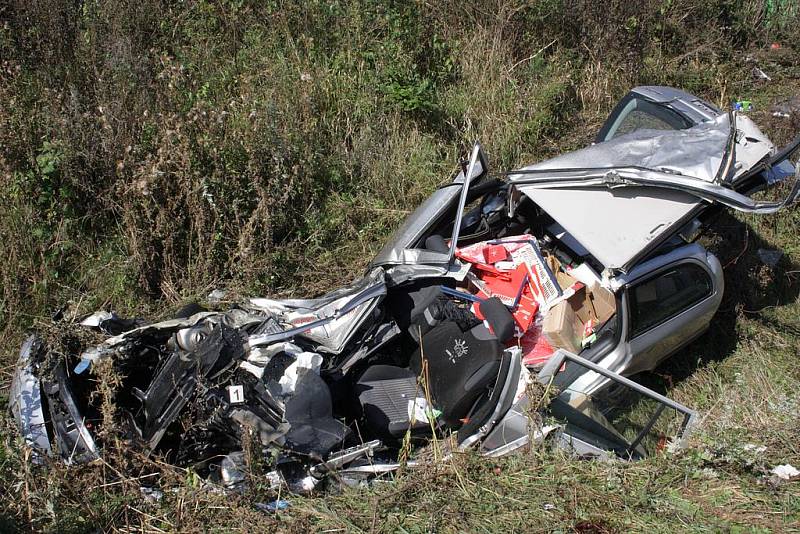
[1,0,800,531]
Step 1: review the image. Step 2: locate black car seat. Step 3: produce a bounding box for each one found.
[357,295,515,442]
[409,320,504,428]
[356,365,431,440]
[284,371,352,457]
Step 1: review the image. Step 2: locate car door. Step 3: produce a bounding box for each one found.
[479,348,697,459]
[618,244,724,376]
[541,349,697,460]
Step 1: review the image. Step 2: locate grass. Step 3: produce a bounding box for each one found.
[1,1,800,531]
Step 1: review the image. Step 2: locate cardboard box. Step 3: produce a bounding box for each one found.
[545,254,579,292]
[542,299,583,353]
[542,281,616,353]
[571,282,615,325]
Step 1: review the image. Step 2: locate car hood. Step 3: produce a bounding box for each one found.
[509,113,777,273]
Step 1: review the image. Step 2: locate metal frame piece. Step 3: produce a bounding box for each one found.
[538,350,697,451]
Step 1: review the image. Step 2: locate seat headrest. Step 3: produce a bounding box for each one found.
[476,297,515,342]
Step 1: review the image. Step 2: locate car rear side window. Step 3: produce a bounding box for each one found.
[614,109,674,137]
[629,263,712,337]
[603,97,691,141]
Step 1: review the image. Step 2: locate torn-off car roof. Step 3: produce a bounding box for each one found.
[509,113,775,272]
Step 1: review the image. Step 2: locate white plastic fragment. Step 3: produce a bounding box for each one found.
[139,486,164,502]
[407,397,441,424]
[278,352,323,396]
[220,451,247,488]
[80,311,114,327]
[265,470,282,490]
[287,475,319,493]
[771,464,800,480]
[246,342,302,363]
[207,289,228,305]
[239,342,302,378]
[752,66,771,81]
[446,259,471,281]
[239,361,264,379]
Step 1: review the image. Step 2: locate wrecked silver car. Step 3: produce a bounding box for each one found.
[10,86,799,491]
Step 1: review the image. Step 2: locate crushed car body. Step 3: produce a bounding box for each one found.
[11,86,799,492]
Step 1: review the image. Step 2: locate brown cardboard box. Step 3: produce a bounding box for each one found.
[542,282,616,353]
[545,254,579,292]
[571,282,615,325]
[542,300,583,353]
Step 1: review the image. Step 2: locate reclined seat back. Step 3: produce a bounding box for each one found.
[410,321,504,428]
[356,292,518,443]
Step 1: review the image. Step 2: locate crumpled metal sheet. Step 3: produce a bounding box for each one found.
[9,336,51,461]
[508,113,781,271]
[518,113,736,183]
[248,267,387,353]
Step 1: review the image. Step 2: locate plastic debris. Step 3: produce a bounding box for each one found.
[734,100,753,112]
[256,499,291,513]
[73,358,91,375]
[407,397,441,424]
[770,96,800,119]
[757,249,783,268]
[220,451,247,489]
[752,67,771,81]
[265,470,283,490]
[278,351,323,396]
[139,486,164,502]
[80,311,114,327]
[207,289,229,305]
[771,464,800,481]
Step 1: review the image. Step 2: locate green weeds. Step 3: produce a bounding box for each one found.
[1,0,799,531]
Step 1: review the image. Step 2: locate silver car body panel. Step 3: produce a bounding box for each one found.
[572,244,724,394]
[9,336,52,461]
[632,85,721,123]
[510,165,799,213]
[371,147,487,267]
[510,113,777,272]
[248,267,387,353]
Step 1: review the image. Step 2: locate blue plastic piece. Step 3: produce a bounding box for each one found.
[74,359,91,375]
[764,159,796,185]
[439,285,484,303]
